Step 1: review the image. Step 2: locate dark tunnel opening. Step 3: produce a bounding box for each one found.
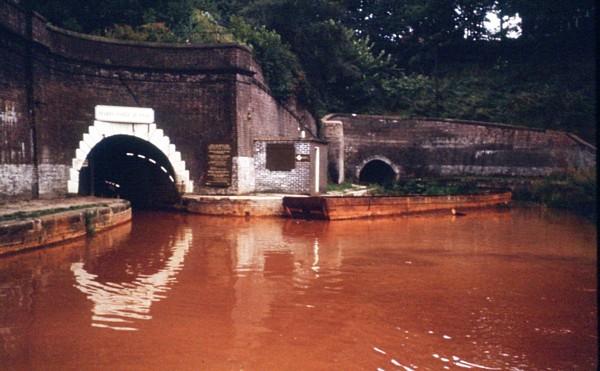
[358,160,397,186]
[79,135,180,209]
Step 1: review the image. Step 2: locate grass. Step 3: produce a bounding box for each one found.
[326,182,358,192]
[513,170,597,220]
[0,203,111,223]
[369,177,482,196]
[364,172,596,220]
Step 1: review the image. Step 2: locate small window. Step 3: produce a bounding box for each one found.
[266,143,295,171]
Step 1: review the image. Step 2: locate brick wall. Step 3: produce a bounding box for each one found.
[235,76,316,158]
[323,114,596,183]
[0,164,34,200]
[254,140,312,194]
[0,0,313,199]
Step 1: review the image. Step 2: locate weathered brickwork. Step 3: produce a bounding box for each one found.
[0,0,313,199]
[0,164,34,200]
[37,164,69,198]
[254,141,311,193]
[0,25,31,168]
[234,76,317,158]
[0,199,131,255]
[322,114,596,183]
[254,139,327,194]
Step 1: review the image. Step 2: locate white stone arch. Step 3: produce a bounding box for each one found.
[67,120,194,194]
[355,155,401,182]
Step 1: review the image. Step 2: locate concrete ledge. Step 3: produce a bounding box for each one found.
[0,199,131,256]
[284,192,513,220]
[181,194,301,217]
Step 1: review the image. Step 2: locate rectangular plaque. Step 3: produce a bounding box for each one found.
[295,153,310,162]
[266,143,295,171]
[95,105,154,124]
[205,143,232,187]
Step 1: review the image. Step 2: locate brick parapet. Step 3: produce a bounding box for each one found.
[0,0,261,77]
[324,114,596,183]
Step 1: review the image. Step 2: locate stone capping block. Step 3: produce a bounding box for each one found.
[0,200,131,256]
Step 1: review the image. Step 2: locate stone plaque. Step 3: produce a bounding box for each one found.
[95,105,154,124]
[205,143,232,187]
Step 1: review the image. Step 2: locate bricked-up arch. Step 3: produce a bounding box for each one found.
[357,156,400,185]
[68,121,193,202]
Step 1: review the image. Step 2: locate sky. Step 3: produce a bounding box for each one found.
[484,10,522,39]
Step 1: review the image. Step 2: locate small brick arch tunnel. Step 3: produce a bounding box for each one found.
[358,159,397,186]
[78,135,180,208]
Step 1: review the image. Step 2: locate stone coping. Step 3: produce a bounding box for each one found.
[0,197,125,221]
[254,137,328,144]
[0,197,131,256]
[183,193,307,201]
[324,113,597,150]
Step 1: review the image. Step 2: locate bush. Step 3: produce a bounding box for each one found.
[229,16,301,101]
[370,178,481,196]
[519,170,597,219]
[103,23,178,42]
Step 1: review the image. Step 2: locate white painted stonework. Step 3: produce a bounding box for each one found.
[67,118,194,194]
[95,105,154,124]
[234,156,255,194]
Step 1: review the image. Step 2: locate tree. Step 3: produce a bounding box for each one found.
[229,16,302,100]
[238,0,395,114]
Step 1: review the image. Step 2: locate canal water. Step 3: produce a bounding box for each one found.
[0,207,596,370]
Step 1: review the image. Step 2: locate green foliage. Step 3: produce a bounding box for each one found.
[519,170,597,220]
[26,0,595,140]
[326,182,355,192]
[0,203,109,223]
[102,9,236,44]
[237,1,397,114]
[104,23,178,42]
[370,178,481,196]
[380,60,595,140]
[228,16,301,100]
[178,9,236,43]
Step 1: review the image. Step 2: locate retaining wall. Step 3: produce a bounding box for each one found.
[0,199,131,255]
[182,195,285,217]
[322,114,596,183]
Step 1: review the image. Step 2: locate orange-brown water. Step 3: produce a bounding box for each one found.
[0,207,596,370]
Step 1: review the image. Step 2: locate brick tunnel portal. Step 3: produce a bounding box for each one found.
[358,160,397,186]
[78,135,180,208]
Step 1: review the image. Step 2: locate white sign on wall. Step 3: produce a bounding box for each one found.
[95,105,154,124]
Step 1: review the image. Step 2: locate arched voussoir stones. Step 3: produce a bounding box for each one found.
[67,120,194,194]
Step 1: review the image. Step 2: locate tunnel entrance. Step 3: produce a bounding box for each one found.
[358,160,397,186]
[79,135,180,208]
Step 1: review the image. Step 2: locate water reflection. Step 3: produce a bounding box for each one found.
[71,227,192,331]
[0,207,596,369]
